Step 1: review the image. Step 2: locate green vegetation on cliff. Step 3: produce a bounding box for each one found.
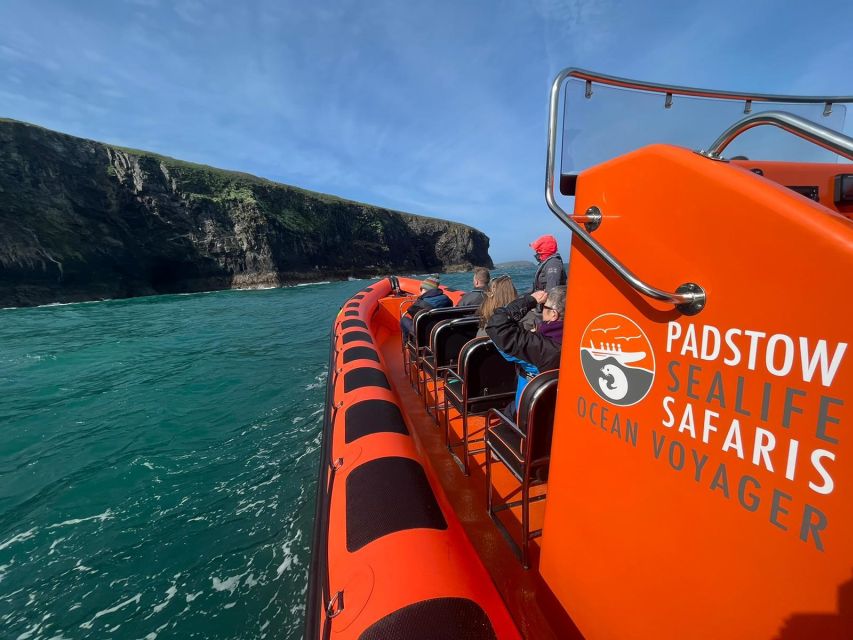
[0,119,493,307]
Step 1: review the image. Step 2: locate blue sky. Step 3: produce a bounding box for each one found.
[1,0,851,262]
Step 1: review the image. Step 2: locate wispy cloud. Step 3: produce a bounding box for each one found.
[529,0,622,76]
[0,44,27,60]
[0,0,850,260]
[173,0,212,26]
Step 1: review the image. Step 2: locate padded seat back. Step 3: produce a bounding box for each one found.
[430,317,480,369]
[412,306,477,351]
[458,339,517,413]
[464,341,517,395]
[517,370,559,473]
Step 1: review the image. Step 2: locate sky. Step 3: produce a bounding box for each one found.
[1,0,851,262]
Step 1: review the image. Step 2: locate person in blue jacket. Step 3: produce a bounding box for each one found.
[400,275,453,342]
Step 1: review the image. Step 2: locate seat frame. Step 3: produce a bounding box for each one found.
[442,337,516,475]
[485,369,559,569]
[419,316,481,417]
[399,296,418,377]
[404,306,476,391]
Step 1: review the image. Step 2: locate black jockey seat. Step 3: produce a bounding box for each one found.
[420,316,481,417]
[403,306,477,389]
[442,337,516,475]
[485,369,559,569]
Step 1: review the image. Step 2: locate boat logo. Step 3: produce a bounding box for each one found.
[579,313,655,406]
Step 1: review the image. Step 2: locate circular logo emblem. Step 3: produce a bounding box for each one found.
[579,313,655,406]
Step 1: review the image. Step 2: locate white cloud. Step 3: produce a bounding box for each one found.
[0,44,27,60]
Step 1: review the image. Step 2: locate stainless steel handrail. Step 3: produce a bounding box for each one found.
[545,68,852,315]
[702,110,853,161]
[545,68,707,314]
[563,68,853,104]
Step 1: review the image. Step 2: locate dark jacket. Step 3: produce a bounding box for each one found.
[406,287,453,317]
[532,253,567,293]
[457,286,487,307]
[486,295,564,409]
[486,295,563,372]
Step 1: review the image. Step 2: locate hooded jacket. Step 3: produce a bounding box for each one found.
[532,253,567,293]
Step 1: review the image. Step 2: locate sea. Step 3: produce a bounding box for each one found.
[0,265,535,640]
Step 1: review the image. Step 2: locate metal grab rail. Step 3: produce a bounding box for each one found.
[545,68,853,315]
[545,68,707,315]
[702,110,853,161]
[555,68,853,105]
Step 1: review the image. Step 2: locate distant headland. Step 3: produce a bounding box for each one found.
[0,119,493,308]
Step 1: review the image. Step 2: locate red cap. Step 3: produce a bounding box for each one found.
[530,234,558,259]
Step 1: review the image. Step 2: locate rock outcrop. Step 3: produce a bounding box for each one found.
[0,119,493,307]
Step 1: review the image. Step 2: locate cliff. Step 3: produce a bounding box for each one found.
[0,119,493,307]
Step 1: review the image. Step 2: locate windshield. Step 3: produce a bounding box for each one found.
[560,76,850,176]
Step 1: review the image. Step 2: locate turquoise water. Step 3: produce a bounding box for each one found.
[0,269,532,640]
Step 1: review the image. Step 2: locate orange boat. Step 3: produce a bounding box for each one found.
[305,69,853,639]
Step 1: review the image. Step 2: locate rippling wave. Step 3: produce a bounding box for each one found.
[0,269,529,639]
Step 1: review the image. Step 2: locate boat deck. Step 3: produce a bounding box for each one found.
[374,318,582,639]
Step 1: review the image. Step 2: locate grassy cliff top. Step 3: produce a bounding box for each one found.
[0,117,478,231]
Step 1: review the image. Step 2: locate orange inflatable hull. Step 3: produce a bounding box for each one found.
[304,277,521,640]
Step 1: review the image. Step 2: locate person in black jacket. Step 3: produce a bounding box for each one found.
[456,267,490,307]
[400,275,453,342]
[486,286,566,414]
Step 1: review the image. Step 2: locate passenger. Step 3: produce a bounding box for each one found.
[524,234,567,329]
[530,234,567,292]
[457,267,490,307]
[400,275,453,342]
[486,286,565,415]
[475,275,517,338]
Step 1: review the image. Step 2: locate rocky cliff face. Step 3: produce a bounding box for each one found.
[0,120,492,307]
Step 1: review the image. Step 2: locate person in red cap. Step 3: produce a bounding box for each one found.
[524,235,567,330]
[530,234,567,293]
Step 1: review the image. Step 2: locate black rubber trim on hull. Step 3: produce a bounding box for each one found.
[358,597,497,640]
[341,319,369,330]
[343,368,390,393]
[345,399,408,443]
[342,347,380,365]
[346,456,447,552]
[342,331,373,345]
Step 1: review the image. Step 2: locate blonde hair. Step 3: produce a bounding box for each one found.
[478,275,517,328]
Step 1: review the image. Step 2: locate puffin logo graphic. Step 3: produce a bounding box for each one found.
[579,313,655,406]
